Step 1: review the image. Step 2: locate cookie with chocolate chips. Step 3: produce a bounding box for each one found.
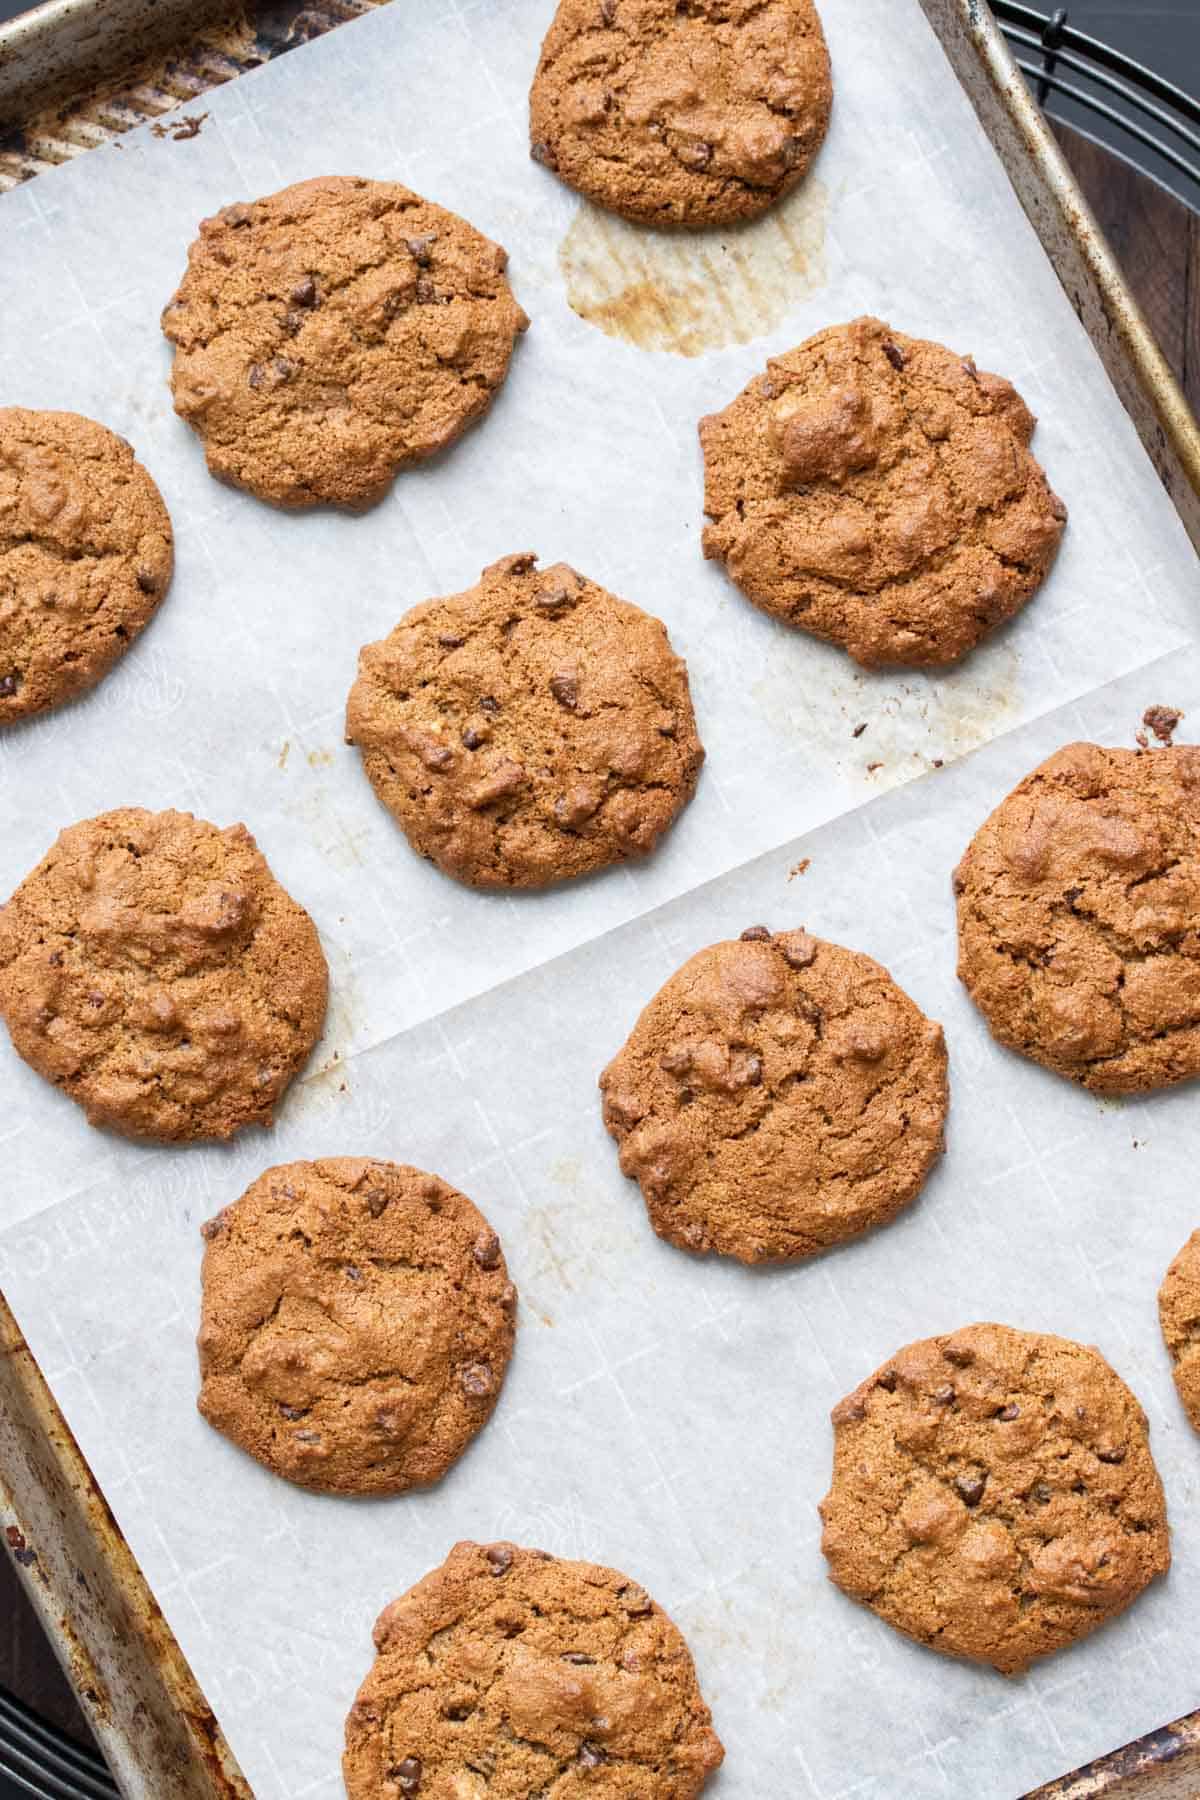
[162,177,529,509]
[599,926,948,1263]
[1158,1229,1200,1433]
[197,1159,516,1495]
[0,807,326,1140]
[955,742,1200,1092]
[346,552,704,889]
[700,316,1067,666]
[0,408,173,722]
[530,0,831,227]
[343,1541,724,1797]
[819,1323,1170,1674]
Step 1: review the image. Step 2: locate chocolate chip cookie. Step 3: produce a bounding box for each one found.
[0,408,173,722]
[530,0,832,227]
[346,552,704,889]
[700,316,1067,666]
[599,926,948,1264]
[343,1541,724,1797]
[819,1324,1171,1675]
[162,177,529,510]
[1159,1230,1200,1433]
[955,742,1200,1092]
[198,1159,516,1495]
[0,808,327,1140]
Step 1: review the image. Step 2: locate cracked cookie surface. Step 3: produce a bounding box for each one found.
[819,1323,1170,1675]
[0,409,173,722]
[0,807,327,1140]
[598,926,948,1264]
[343,1540,724,1798]
[198,1159,516,1495]
[699,316,1067,666]
[162,177,529,509]
[529,0,831,227]
[955,742,1200,1092]
[346,552,704,889]
[1158,1229,1200,1433]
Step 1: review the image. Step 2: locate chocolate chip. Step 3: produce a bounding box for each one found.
[0,673,19,698]
[550,672,578,710]
[1097,1445,1127,1465]
[394,1757,422,1794]
[1031,1482,1052,1505]
[47,952,63,967]
[777,930,817,968]
[1142,704,1183,746]
[295,1430,322,1445]
[562,1652,595,1664]
[531,140,558,170]
[955,1471,987,1506]
[473,1231,501,1269]
[943,1345,975,1367]
[620,1583,652,1616]
[222,202,252,227]
[438,633,463,649]
[877,1370,898,1392]
[485,1544,513,1577]
[600,0,616,19]
[248,363,265,390]
[579,1743,608,1768]
[461,1362,493,1397]
[534,582,575,610]
[136,567,159,593]
[405,233,437,266]
[462,726,483,750]
[365,1189,388,1217]
[996,1403,1020,1421]
[279,1403,307,1420]
[345,1264,363,1282]
[272,356,294,382]
[291,275,318,308]
[743,1054,763,1086]
[962,357,979,382]
[480,696,500,714]
[932,1384,955,1405]
[740,925,771,942]
[677,140,712,171]
[415,274,446,305]
[882,340,906,370]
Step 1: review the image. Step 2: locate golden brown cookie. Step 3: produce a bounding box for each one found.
[162,177,529,510]
[1158,1229,1200,1432]
[530,0,832,227]
[598,925,948,1264]
[343,1541,724,1798]
[0,408,173,722]
[819,1324,1171,1675]
[346,552,704,889]
[955,742,1200,1093]
[197,1159,516,1495]
[0,808,327,1140]
[699,316,1067,666]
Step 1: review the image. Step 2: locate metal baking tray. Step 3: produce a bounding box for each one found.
[1,2,1198,1795]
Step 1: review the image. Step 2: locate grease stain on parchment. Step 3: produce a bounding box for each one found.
[560,177,828,357]
[750,638,1021,796]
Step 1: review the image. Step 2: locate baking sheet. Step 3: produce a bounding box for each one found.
[0,0,1197,1794]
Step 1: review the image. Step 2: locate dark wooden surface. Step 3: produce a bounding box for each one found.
[1,94,1199,1791]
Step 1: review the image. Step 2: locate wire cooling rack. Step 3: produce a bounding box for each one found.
[0,3,1198,1798]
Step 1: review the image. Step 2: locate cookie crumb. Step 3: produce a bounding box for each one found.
[788,858,811,880]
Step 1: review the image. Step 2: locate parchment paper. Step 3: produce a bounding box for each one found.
[0,1,1198,1795]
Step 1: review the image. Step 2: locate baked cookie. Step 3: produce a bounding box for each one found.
[198,1159,516,1495]
[955,742,1200,1093]
[599,925,948,1264]
[1158,1229,1200,1432]
[0,808,326,1140]
[819,1323,1170,1675]
[0,409,173,722]
[699,316,1067,667]
[162,177,529,510]
[530,0,832,227]
[344,1541,724,1798]
[346,552,704,889]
